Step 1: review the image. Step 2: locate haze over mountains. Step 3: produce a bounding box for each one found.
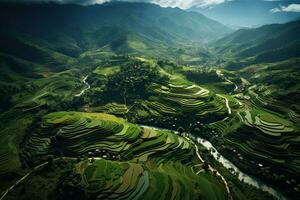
[213,19,300,66]
[3,0,300,28]
[1,1,300,80]
[191,0,300,28]
[0,1,300,200]
[0,2,230,57]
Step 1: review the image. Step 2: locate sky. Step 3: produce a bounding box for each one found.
[2,0,300,27]
[270,3,300,13]
[3,0,300,11]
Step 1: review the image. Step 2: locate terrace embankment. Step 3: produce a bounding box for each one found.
[19,112,228,200]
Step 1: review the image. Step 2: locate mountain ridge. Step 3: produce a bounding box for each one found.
[212,19,300,67]
[0,2,232,58]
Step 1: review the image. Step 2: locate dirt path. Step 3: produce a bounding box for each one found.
[184,136,232,200]
[0,162,47,200]
[0,157,77,200]
[216,70,238,92]
[75,75,90,97]
[194,143,232,200]
[217,94,232,115]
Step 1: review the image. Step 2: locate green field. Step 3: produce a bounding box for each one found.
[1,54,299,199]
[17,112,228,200]
[1,5,300,199]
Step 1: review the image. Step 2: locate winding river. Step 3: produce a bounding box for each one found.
[73,74,286,199]
[140,125,287,200]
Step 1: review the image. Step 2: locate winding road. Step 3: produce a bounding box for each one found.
[141,125,286,200]
[75,75,90,97]
[216,70,238,92]
[0,157,77,200]
[140,125,232,199]
[0,162,48,200]
[217,94,232,115]
[185,136,232,200]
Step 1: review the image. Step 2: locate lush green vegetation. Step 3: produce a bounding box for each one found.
[1,2,300,200]
[1,53,299,199]
[17,112,228,200]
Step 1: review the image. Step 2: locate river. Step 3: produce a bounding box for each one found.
[72,74,285,199]
[140,125,287,200]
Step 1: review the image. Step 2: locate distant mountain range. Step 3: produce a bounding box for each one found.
[190,0,300,28]
[0,2,231,59]
[1,1,299,71]
[212,19,300,68]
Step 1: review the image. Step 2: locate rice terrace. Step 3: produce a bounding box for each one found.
[0,1,300,200]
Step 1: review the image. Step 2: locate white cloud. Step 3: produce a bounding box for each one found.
[271,4,300,13]
[9,0,228,9]
[270,7,280,12]
[144,0,226,9]
[111,0,228,9]
[195,0,226,8]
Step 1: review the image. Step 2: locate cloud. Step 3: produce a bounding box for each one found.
[271,3,300,13]
[141,0,227,9]
[102,0,227,9]
[2,0,228,9]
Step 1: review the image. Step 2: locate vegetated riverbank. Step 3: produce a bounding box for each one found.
[140,125,286,200]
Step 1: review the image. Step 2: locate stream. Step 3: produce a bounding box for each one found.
[73,73,285,199]
[140,125,287,200]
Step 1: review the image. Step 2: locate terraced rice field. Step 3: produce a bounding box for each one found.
[208,115,242,135]
[20,112,227,200]
[22,134,52,161]
[225,127,300,174]
[22,112,195,163]
[288,110,300,123]
[240,110,294,137]
[93,65,121,77]
[222,108,300,181]
[0,151,13,175]
[72,157,226,200]
[75,159,147,198]
[91,103,128,115]
[140,83,227,120]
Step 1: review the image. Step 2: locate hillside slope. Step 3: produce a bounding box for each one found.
[0,2,231,58]
[213,20,300,66]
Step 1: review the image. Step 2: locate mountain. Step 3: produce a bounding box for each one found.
[0,1,232,111]
[212,20,300,68]
[0,2,231,59]
[190,0,300,28]
[1,2,300,200]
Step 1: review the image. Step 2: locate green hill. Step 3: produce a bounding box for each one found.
[238,58,300,113]
[0,2,231,58]
[0,2,299,200]
[213,20,300,67]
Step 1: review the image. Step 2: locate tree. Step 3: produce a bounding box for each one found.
[194,127,200,133]
[203,161,209,171]
[177,126,185,135]
[46,155,55,167]
[90,157,95,163]
[50,136,57,144]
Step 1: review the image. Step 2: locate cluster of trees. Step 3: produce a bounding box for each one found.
[47,95,85,112]
[100,60,169,104]
[184,69,223,84]
[0,82,30,112]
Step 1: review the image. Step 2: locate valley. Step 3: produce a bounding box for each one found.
[0,2,300,200]
[1,54,299,200]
